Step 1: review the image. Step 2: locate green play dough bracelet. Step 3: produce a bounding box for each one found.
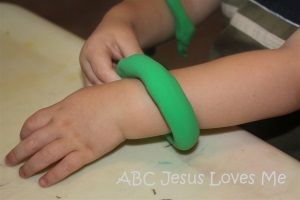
[117,54,199,150]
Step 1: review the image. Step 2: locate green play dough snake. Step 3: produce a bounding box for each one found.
[166,0,195,57]
[117,54,199,150]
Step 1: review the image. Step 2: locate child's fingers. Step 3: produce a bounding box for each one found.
[5,125,58,166]
[20,107,54,140]
[18,138,73,179]
[80,58,103,85]
[86,50,121,83]
[38,150,93,187]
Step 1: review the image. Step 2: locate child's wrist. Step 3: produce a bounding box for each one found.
[116,79,170,140]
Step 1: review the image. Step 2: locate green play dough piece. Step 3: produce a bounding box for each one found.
[117,54,199,150]
[166,0,195,57]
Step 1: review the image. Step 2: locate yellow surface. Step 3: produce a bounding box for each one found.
[0,3,299,200]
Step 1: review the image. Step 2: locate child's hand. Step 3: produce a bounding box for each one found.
[80,10,143,85]
[5,79,170,187]
[5,83,128,187]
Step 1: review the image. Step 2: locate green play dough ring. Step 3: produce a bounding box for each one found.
[117,54,199,150]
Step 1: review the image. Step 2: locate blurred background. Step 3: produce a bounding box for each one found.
[1,0,299,159]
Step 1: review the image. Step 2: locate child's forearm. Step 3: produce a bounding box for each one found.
[99,1,174,49]
[172,49,300,129]
[174,30,300,128]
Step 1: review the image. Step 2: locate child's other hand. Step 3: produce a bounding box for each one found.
[80,13,143,85]
[5,83,127,187]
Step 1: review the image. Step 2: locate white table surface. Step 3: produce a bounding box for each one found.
[0,3,299,200]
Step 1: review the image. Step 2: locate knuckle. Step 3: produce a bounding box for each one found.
[40,149,53,164]
[94,69,104,80]
[94,68,111,82]
[54,117,71,130]
[23,116,37,132]
[22,108,48,133]
[24,137,38,152]
[60,160,75,174]
[83,147,96,162]
[82,40,96,56]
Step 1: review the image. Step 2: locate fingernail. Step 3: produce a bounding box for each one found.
[19,167,26,178]
[39,177,48,187]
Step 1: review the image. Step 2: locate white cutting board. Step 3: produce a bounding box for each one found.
[0,3,299,200]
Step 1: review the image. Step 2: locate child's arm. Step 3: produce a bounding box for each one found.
[172,29,300,128]
[5,29,300,188]
[79,0,221,84]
